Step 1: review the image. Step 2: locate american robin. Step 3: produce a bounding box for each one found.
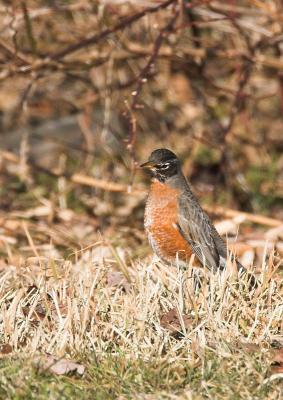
[140,148,248,275]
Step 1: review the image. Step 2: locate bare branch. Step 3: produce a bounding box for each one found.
[127,7,179,161]
[49,0,177,61]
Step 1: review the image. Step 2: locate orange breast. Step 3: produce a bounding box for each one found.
[144,180,193,264]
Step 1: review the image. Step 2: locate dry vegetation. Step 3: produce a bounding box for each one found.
[0,0,283,398]
[0,245,282,398]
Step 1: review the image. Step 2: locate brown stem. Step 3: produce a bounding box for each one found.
[49,0,177,61]
[127,7,179,162]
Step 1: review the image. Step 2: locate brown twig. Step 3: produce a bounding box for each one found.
[71,173,142,195]
[127,7,179,163]
[0,1,178,83]
[21,1,37,56]
[221,56,253,141]
[49,0,177,61]
[205,205,282,228]
[0,149,144,195]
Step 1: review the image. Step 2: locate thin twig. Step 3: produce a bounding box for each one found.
[205,205,282,228]
[21,1,37,55]
[127,7,179,162]
[49,0,177,61]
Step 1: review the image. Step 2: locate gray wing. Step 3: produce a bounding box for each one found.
[177,192,228,272]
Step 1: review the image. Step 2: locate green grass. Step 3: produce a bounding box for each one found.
[0,350,280,399]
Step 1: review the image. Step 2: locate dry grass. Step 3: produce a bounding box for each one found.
[2,244,281,354]
[0,236,282,398]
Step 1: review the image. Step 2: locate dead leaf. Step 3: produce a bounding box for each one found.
[271,365,283,374]
[0,344,12,354]
[106,270,130,292]
[22,303,47,322]
[22,285,50,322]
[238,342,260,353]
[270,348,283,374]
[38,355,85,376]
[160,308,193,336]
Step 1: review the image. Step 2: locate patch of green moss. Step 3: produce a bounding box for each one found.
[194,145,221,166]
[245,157,281,211]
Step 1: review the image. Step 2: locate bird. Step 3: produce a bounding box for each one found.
[140,148,251,278]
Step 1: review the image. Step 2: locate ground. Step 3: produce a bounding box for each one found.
[0,175,282,398]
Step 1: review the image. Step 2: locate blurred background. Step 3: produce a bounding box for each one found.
[0,0,282,260]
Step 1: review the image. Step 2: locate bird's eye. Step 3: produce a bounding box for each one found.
[157,163,170,170]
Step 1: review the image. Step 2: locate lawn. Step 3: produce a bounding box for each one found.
[0,225,282,398]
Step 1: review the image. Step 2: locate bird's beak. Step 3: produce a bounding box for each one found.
[139,161,156,169]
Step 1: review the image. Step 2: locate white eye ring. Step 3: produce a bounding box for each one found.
[158,163,170,170]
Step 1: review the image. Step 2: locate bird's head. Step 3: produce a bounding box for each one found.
[140,148,180,182]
